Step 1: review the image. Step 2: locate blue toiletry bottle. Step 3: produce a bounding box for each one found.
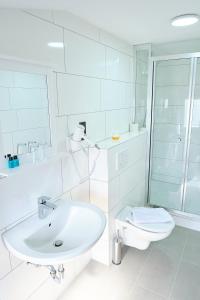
[13,155,20,167]
[8,157,14,168]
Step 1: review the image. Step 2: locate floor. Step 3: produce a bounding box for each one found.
[59,226,200,300]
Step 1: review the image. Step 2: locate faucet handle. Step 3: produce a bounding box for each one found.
[38,196,51,204]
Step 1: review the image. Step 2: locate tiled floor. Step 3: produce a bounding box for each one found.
[59,226,200,300]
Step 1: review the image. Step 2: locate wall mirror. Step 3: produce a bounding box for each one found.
[0,68,51,157]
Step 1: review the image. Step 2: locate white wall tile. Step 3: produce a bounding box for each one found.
[57,73,101,115]
[64,30,106,78]
[90,180,109,212]
[106,48,131,82]
[99,30,132,56]
[0,87,10,110]
[106,109,130,137]
[90,176,120,212]
[55,116,68,152]
[10,88,48,109]
[122,182,146,207]
[70,180,90,202]
[10,253,22,270]
[119,159,146,199]
[92,236,110,265]
[68,112,106,142]
[101,80,132,110]
[89,148,108,181]
[0,9,65,72]
[53,11,100,41]
[61,150,89,191]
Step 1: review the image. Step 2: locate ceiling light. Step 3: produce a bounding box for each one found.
[48,42,64,48]
[171,14,199,27]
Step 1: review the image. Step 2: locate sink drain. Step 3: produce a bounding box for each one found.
[53,240,63,247]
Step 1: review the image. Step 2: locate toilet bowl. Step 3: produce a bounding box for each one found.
[115,206,175,250]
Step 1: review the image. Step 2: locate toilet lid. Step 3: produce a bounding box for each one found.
[133,220,175,233]
[117,206,175,233]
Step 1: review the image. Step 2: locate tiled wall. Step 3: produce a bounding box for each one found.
[0,9,135,300]
[0,70,50,154]
[90,132,147,265]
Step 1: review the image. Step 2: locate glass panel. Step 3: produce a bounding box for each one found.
[184,58,200,215]
[149,58,191,210]
[135,49,149,128]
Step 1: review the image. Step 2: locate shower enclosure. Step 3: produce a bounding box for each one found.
[148,54,200,217]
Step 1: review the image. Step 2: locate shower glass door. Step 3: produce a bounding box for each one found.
[149,58,192,211]
[184,58,200,215]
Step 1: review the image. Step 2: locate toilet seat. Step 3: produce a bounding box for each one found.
[132,221,174,233]
[126,206,174,233]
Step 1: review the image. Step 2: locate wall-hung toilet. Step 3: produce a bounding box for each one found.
[116,206,175,250]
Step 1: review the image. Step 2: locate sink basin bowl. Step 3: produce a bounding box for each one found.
[3,199,106,265]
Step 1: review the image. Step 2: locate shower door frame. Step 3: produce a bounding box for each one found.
[146,52,200,220]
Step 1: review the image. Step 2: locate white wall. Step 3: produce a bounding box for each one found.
[152,39,200,56]
[0,9,135,300]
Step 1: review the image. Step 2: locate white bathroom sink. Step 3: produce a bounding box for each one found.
[3,199,106,265]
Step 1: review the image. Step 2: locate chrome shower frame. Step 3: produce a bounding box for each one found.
[146,51,200,222]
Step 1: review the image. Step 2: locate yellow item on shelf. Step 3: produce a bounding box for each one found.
[112,135,120,141]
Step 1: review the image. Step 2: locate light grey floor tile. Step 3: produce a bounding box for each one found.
[152,226,188,253]
[137,246,179,298]
[183,243,200,267]
[125,286,167,300]
[171,261,200,300]
[60,248,150,300]
[187,229,200,246]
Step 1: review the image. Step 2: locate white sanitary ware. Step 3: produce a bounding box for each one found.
[116,206,175,250]
[3,198,106,265]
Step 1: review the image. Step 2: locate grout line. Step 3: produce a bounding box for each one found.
[22,11,134,58]
[56,107,134,118]
[128,247,153,294]
[54,69,134,84]
[168,231,189,300]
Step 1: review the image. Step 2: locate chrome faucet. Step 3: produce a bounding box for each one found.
[38,196,57,219]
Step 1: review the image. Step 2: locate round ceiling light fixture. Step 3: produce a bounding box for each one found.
[171,14,199,27]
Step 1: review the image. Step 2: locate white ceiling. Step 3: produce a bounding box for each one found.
[0,0,200,44]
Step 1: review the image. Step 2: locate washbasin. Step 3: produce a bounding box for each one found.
[3,199,106,265]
